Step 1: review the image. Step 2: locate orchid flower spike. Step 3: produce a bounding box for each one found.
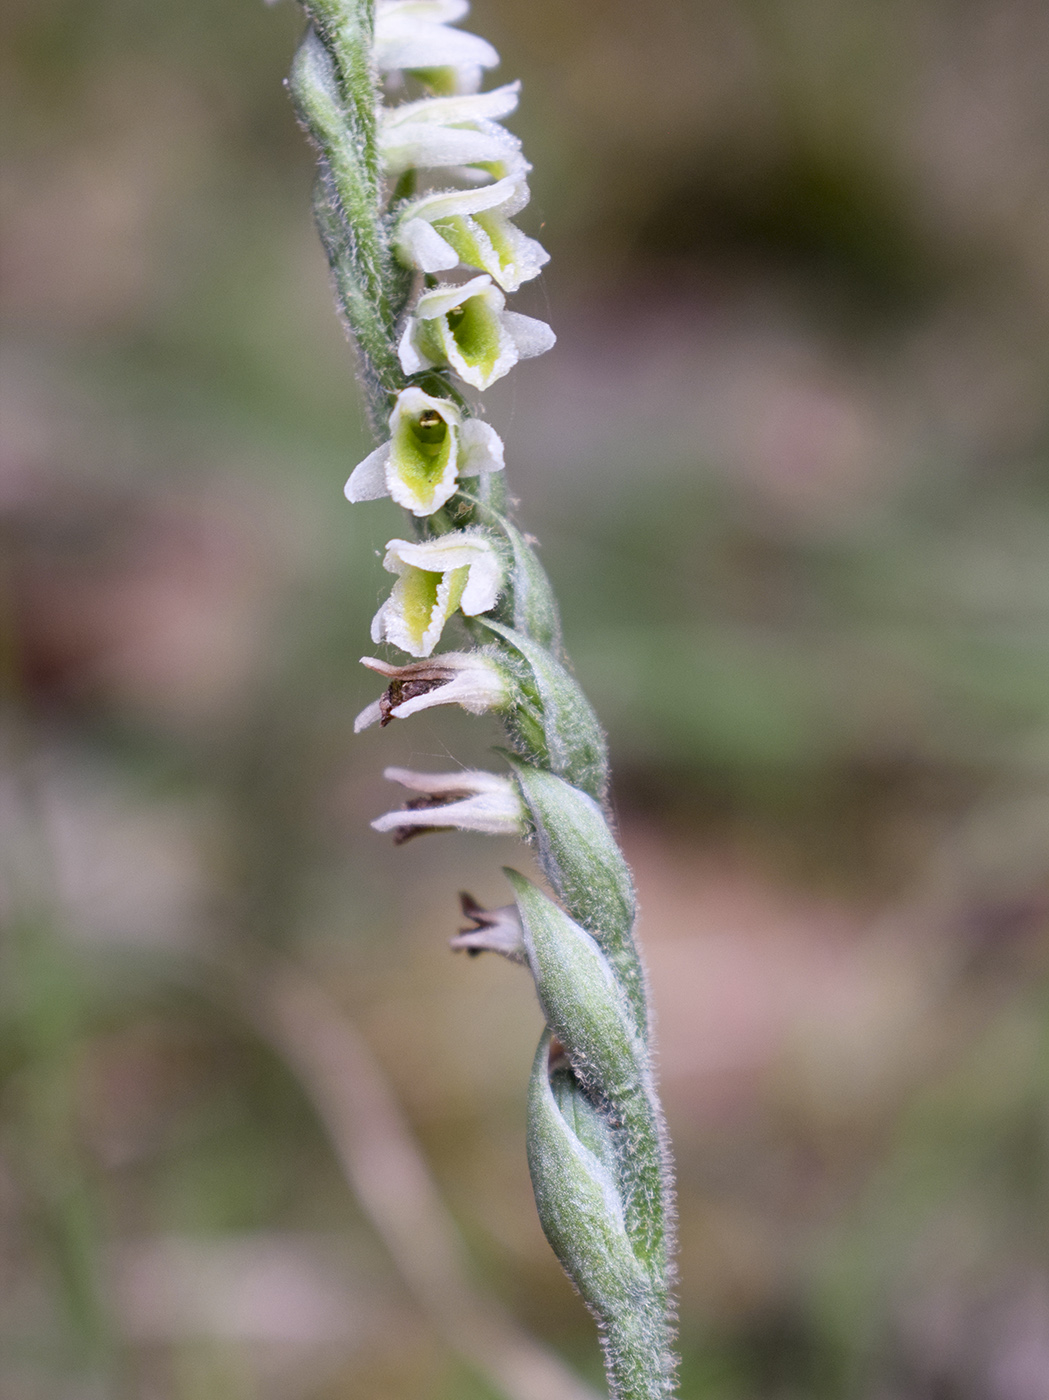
[345,387,504,517]
[392,176,549,292]
[374,0,498,95]
[398,274,554,389]
[371,766,525,842]
[378,85,528,181]
[353,651,510,732]
[371,530,502,657]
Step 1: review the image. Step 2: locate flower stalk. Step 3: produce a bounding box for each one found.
[288,4,677,1395]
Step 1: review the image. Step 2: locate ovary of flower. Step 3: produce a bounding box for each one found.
[393,177,549,293]
[353,651,509,732]
[371,766,525,841]
[379,85,527,180]
[398,275,555,390]
[345,388,504,517]
[371,531,502,657]
[374,0,498,95]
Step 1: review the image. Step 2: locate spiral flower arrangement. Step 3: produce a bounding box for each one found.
[288,4,677,1394]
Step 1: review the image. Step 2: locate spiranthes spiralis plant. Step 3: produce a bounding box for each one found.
[286,3,677,1395]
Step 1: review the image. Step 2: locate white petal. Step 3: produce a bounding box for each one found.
[383,766,511,796]
[382,83,520,128]
[370,597,390,645]
[391,669,496,718]
[374,22,499,75]
[379,122,520,175]
[345,444,391,502]
[501,311,556,360]
[397,320,432,376]
[395,218,459,272]
[413,273,502,321]
[383,532,487,575]
[458,549,502,615]
[371,793,518,835]
[377,1,470,23]
[392,385,462,427]
[353,699,385,733]
[355,652,507,721]
[399,175,529,225]
[371,767,523,836]
[459,418,505,474]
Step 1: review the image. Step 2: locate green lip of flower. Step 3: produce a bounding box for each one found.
[398,274,555,390]
[344,387,504,517]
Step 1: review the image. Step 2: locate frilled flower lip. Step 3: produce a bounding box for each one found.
[371,766,525,842]
[353,651,508,732]
[370,529,503,657]
[398,273,555,389]
[344,387,504,518]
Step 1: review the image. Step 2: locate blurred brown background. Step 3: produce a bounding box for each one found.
[2,1,1048,1397]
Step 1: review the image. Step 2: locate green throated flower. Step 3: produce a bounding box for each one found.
[370,530,502,657]
[345,387,504,517]
[398,274,554,389]
[392,176,549,293]
[379,85,528,181]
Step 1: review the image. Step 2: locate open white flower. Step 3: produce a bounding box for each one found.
[371,766,525,841]
[398,274,554,389]
[371,530,502,657]
[353,651,509,731]
[345,387,504,517]
[392,176,549,292]
[379,85,527,180]
[374,0,499,94]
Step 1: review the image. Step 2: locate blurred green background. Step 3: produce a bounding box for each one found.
[2,1,1048,1397]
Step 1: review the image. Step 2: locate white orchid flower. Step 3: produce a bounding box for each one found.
[371,766,525,841]
[379,85,527,180]
[370,530,502,657]
[450,892,527,963]
[353,651,509,732]
[398,274,554,390]
[345,387,504,517]
[374,0,498,94]
[392,176,549,292]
